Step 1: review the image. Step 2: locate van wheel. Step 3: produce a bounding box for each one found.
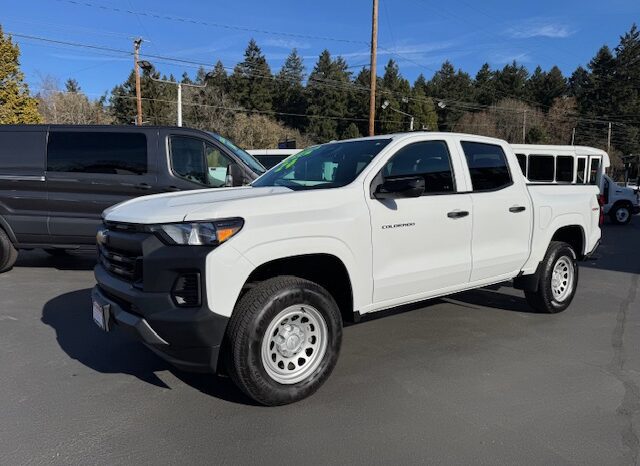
[0,228,18,273]
[610,204,631,225]
[225,276,342,406]
[525,241,578,313]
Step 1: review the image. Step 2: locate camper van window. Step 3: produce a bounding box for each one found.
[556,156,574,182]
[515,154,527,176]
[589,158,600,185]
[576,158,587,184]
[528,155,554,182]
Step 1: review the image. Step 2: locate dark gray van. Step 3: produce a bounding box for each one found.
[0,125,266,272]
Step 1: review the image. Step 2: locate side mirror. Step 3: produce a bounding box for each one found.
[225,163,244,187]
[374,176,425,199]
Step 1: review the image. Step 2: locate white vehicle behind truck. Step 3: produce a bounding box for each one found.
[512,144,639,224]
[92,132,602,405]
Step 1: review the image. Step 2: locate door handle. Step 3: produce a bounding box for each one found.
[447,210,469,219]
[509,206,526,213]
[135,183,152,191]
[165,186,181,192]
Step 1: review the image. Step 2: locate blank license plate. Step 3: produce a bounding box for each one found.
[92,300,109,331]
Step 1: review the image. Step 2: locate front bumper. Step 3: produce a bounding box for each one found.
[93,231,229,374]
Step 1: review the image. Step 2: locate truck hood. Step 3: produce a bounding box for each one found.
[104,186,291,224]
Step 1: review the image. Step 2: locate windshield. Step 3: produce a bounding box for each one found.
[209,133,266,175]
[252,139,392,190]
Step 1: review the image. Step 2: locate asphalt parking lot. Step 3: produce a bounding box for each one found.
[1,219,639,465]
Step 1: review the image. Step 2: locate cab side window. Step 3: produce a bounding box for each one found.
[169,136,234,187]
[383,141,455,194]
[461,141,512,191]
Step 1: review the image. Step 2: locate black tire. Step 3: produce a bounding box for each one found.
[609,204,632,225]
[225,276,342,406]
[0,228,18,273]
[525,241,578,313]
[44,248,70,257]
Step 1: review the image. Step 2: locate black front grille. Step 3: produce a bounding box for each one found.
[99,245,142,283]
[98,223,146,283]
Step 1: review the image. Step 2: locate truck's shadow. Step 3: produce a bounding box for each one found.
[41,288,255,405]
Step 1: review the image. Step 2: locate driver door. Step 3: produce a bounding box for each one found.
[367,139,473,305]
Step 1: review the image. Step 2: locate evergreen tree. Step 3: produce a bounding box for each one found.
[408,83,438,131]
[230,39,273,112]
[494,61,529,101]
[65,78,81,93]
[379,59,411,133]
[306,50,351,142]
[341,122,361,139]
[274,49,307,130]
[474,63,496,106]
[526,65,566,109]
[611,24,640,154]
[427,61,474,130]
[0,27,41,124]
[347,67,374,136]
[568,66,590,100]
[110,66,175,125]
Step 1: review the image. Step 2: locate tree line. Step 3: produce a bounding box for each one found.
[1,24,639,174]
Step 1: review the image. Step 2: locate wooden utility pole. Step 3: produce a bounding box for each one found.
[133,38,143,126]
[368,0,379,136]
[522,110,527,143]
[607,121,612,153]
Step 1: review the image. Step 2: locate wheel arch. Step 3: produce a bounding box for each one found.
[0,215,18,244]
[239,253,356,324]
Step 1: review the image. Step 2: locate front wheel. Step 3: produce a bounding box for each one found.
[0,228,18,273]
[525,241,578,313]
[610,205,632,225]
[225,276,342,406]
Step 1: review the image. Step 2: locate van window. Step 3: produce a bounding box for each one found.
[383,141,455,194]
[556,156,574,182]
[589,158,600,185]
[576,158,586,184]
[170,136,234,187]
[0,130,46,176]
[47,132,147,175]
[528,155,554,182]
[515,154,527,176]
[460,142,511,191]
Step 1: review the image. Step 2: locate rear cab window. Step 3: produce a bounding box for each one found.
[460,141,512,191]
[47,131,147,175]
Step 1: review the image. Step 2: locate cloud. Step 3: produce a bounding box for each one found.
[489,51,532,64]
[506,19,575,39]
[263,38,311,50]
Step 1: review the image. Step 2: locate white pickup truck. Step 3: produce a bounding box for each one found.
[92,132,602,405]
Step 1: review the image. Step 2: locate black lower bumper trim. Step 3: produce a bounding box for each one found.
[92,284,226,374]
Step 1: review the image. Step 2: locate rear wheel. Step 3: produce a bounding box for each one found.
[225,276,342,406]
[525,241,578,313]
[0,228,18,273]
[610,204,632,225]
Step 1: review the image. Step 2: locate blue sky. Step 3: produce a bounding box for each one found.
[4,0,638,99]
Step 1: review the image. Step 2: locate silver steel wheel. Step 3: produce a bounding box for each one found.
[261,304,328,385]
[616,207,630,223]
[551,255,575,302]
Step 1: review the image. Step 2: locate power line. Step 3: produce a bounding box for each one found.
[11,31,638,133]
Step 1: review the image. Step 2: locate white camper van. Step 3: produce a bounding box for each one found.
[511,145,639,225]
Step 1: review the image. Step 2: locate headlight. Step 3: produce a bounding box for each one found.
[149,218,244,246]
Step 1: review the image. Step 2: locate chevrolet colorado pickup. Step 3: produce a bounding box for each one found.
[92,132,602,405]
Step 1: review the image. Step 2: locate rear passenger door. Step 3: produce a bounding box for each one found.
[46,130,158,243]
[460,141,532,282]
[368,139,473,305]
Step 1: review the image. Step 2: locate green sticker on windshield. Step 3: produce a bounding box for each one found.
[275,146,320,172]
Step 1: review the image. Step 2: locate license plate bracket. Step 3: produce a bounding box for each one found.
[92,300,111,332]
